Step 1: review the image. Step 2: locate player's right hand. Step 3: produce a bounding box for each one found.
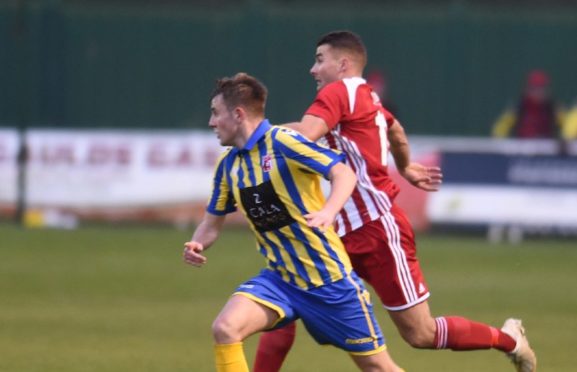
[304,209,336,233]
[400,163,443,192]
[183,241,207,267]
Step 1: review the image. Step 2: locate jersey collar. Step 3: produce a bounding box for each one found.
[342,76,366,84]
[242,119,272,151]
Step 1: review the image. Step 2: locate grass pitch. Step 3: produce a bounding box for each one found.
[0,223,575,371]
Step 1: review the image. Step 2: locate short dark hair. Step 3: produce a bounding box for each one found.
[317,30,367,67]
[211,73,268,116]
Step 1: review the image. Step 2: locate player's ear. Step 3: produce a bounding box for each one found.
[233,107,245,122]
[339,57,349,73]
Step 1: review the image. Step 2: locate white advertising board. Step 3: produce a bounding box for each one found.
[0,129,222,208]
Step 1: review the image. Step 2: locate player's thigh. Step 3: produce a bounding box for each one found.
[345,211,429,311]
[350,348,399,372]
[299,273,385,355]
[213,294,279,342]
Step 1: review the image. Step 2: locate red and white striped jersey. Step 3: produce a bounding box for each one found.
[306,77,400,236]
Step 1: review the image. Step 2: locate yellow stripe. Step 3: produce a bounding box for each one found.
[215,182,227,211]
[348,344,387,356]
[267,160,324,287]
[212,154,232,212]
[267,156,304,224]
[271,136,351,286]
[346,275,380,350]
[229,158,241,206]
[280,156,330,285]
[248,148,264,185]
[279,225,323,287]
[232,292,286,329]
[283,156,351,282]
[276,129,337,167]
[262,231,308,289]
[255,240,277,269]
[238,156,251,187]
[227,131,351,290]
[275,265,291,284]
[262,135,309,288]
[257,240,290,284]
[324,231,353,279]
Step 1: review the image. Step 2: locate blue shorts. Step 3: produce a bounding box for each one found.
[233,269,386,355]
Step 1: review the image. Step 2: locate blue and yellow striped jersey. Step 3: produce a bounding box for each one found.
[206,119,353,289]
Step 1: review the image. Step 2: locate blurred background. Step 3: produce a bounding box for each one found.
[2,0,577,239]
[2,2,577,372]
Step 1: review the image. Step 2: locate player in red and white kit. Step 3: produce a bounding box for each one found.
[253,31,537,372]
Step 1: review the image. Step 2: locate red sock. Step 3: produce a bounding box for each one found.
[253,321,297,372]
[435,316,516,352]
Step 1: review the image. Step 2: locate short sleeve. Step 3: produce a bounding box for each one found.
[305,82,348,130]
[274,128,345,179]
[382,107,396,129]
[206,151,237,215]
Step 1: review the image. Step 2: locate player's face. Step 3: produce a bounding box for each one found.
[209,95,239,147]
[310,44,343,90]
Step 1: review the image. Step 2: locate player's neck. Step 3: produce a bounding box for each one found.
[340,69,364,80]
[234,117,265,149]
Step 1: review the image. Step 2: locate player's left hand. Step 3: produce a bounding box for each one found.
[304,210,336,233]
[400,163,443,192]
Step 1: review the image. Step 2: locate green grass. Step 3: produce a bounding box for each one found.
[1,224,575,371]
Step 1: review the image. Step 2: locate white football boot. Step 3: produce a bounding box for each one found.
[501,318,537,372]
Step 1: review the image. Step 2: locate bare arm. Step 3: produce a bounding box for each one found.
[388,119,411,171]
[183,213,226,267]
[304,162,357,232]
[388,119,443,192]
[283,114,330,142]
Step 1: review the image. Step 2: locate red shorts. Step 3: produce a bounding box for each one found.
[341,204,430,311]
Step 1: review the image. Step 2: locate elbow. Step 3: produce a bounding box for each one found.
[350,169,358,183]
[346,166,358,186]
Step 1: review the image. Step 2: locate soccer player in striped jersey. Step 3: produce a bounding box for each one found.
[254,31,537,372]
[183,73,404,372]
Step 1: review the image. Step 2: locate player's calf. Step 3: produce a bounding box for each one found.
[388,302,437,349]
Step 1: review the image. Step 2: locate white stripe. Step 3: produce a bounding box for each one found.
[383,292,430,311]
[337,136,390,225]
[334,213,345,236]
[326,131,356,235]
[379,214,411,303]
[443,318,448,348]
[379,214,419,303]
[327,125,391,234]
[442,318,448,348]
[328,129,419,303]
[342,77,366,114]
[341,133,391,209]
[327,125,395,236]
[434,318,440,348]
[435,317,448,349]
[385,211,419,301]
[340,136,392,211]
[435,318,441,348]
[338,153,364,233]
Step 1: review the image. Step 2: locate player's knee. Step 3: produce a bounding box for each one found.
[211,317,241,344]
[351,350,400,372]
